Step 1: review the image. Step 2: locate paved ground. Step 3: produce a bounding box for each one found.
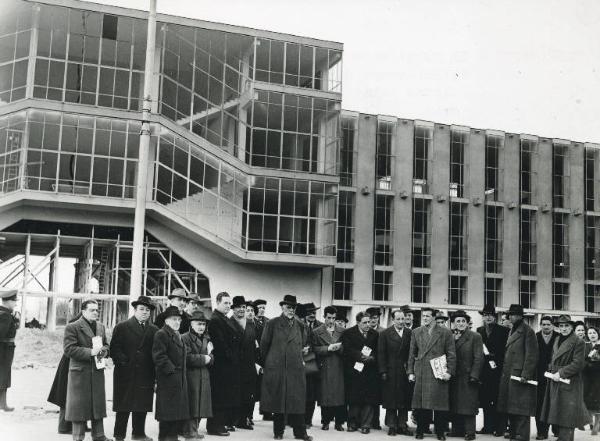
[0,367,596,441]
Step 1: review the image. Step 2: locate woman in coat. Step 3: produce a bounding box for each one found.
[540,315,591,441]
[312,306,346,431]
[583,326,600,435]
[448,311,484,440]
[182,311,213,439]
[152,306,190,441]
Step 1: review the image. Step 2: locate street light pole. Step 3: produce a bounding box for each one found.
[130,0,157,307]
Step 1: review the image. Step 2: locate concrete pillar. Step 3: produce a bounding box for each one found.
[467,130,485,306]
[503,134,520,306]
[536,138,553,308]
[431,124,450,304]
[353,114,376,302]
[393,119,414,304]
[569,143,585,311]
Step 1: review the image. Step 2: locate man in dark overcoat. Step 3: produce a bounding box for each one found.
[448,311,484,440]
[152,306,189,441]
[497,304,539,441]
[342,310,380,434]
[534,315,558,440]
[206,292,241,436]
[182,310,213,439]
[110,295,158,441]
[378,308,412,436]
[475,304,509,436]
[312,306,345,431]
[302,302,322,427]
[260,294,312,441]
[408,306,457,441]
[540,315,591,441]
[0,288,18,412]
[230,295,257,430]
[63,299,111,441]
[366,306,385,430]
[154,288,190,332]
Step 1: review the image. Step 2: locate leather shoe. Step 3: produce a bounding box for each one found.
[207,431,230,437]
[438,434,447,441]
[322,424,329,430]
[348,426,358,432]
[236,423,253,430]
[416,433,424,440]
[465,435,476,441]
[294,436,313,441]
[493,432,504,438]
[388,428,397,436]
[536,436,548,440]
[373,424,383,430]
[335,425,345,431]
[477,429,492,435]
[132,437,153,441]
[448,432,465,438]
[504,433,510,439]
[0,406,14,412]
[398,428,414,436]
[226,426,236,432]
[360,427,370,434]
[274,436,283,440]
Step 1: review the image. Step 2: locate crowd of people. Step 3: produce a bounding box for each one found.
[0,288,600,441]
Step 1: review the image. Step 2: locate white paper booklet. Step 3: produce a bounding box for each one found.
[430,355,447,379]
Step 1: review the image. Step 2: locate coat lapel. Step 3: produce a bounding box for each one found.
[456,331,468,350]
[422,325,442,356]
[78,317,95,341]
[552,333,576,362]
[506,325,523,348]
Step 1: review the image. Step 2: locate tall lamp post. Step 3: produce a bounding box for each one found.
[130,0,157,308]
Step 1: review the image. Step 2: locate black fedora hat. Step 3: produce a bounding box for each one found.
[163,305,182,319]
[479,304,496,315]
[304,302,320,313]
[131,295,156,310]
[366,307,382,317]
[168,288,188,300]
[232,296,247,308]
[253,299,267,307]
[189,311,208,322]
[434,310,449,321]
[451,310,470,322]
[399,304,413,314]
[554,314,575,326]
[279,294,298,307]
[507,304,525,316]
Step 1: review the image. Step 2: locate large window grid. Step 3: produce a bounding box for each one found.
[552,281,569,311]
[412,198,431,268]
[484,277,502,307]
[0,1,31,105]
[520,208,537,276]
[586,284,600,314]
[449,130,468,198]
[449,201,468,271]
[519,279,536,308]
[449,275,467,305]
[249,90,339,174]
[552,213,569,279]
[253,38,342,92]
[413,126,432,194]
[585,215,600,281]
[374,195,393,266]
[485,135,503,202]
[339,116,356,186]
[0,111,25,193]
[485,205,503,274]
[373,269,392,301]
[376,120,394,190]
[337,191,354,263]
[520,139,537,205]
[34,6,146,110]
[585,148,600,212]
[333,267,352,300]
[411,272,429,303]
[552,144,570,208]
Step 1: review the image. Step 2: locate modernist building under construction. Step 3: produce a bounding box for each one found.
[0,0,598,328]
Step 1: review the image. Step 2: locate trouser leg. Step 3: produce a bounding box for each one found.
[114,412,130,439]
[510,414,531,441]
[72,422,86,441]
[433,411,449,436]
[335,406,347,426]
[90,419,105,440]
[289,413,308,438]
[464,415,476,436]
[321,406,333,425]
[131,412,147,437]
[373,405,381,427]
[207,409,226,433]
[305,400,316,425]
[0,389,7,408]
[535,416,549,437]
[182,418,199,438]
[451,414,465,435]
[359,404,374,429]
[348,404,360,429]
[385,409,399,429]
[273,413,285,436]
[58,407,73,433]
[415,409,428,434]
[556,426,574,441]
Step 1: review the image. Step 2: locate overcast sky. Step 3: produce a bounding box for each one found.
[94,0,600,142]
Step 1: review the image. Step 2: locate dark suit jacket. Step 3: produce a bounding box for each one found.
[342,325,380,405]
[208,310,241,409]
[378,326,411,409]
[476,323,509,406]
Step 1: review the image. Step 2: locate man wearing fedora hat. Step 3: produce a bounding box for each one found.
[153,306,190,441]
[155,288,190,332]
[476,304,509,436]
[260,294,312,441]
[497,304,539,441]
[0,288,18,412]
[539,315,591,441]
[110,296,158,441]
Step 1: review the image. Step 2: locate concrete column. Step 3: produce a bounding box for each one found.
[393,119,414,304]
[569,143,585,311]
[536,138,553,308]
[431,124,450,304]
[353,114,376,302]
[503,134,520,306]
[467,130,485,306]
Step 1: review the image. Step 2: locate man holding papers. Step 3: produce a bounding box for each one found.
[408,306,457,441]
[534,315,558,440]
[497,304,539,441]
[539,315,591,441]
[342,310,380,434]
